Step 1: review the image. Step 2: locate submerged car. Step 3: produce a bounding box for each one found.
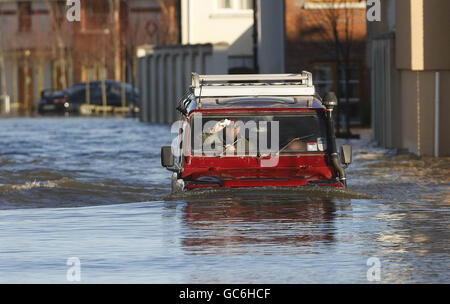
[38,80,139,114]
[161,72,352,192]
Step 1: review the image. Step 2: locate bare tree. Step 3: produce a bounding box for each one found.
[157,0,179,45]
[120,0,140,112]
[0,5,8,113]
[118,0,178,114]
[46,0,73,90]
[302,0,359,137]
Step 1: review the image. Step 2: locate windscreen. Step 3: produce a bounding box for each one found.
[190,113,328,156]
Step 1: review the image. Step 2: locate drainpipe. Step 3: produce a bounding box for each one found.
[434,72,440,157]
[177,0,182,44]
[252,0,259,73]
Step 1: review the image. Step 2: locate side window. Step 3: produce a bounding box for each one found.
[70,87,86,101]
[108,83,121,96]
[174,120,188,165]
[90,85,102,101]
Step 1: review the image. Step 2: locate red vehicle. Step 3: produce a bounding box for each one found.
[161,72,352,192]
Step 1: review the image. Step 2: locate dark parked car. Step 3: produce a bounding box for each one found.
[38,80,140,114]
[37,89,70,114]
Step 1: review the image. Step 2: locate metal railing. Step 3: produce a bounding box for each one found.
[191,71,315,98]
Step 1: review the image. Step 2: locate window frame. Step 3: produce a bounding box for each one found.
[312,64,334,99]
[189,112,329,157]
[311,62,362,126]
[214,0,254,15]
[311,62,360,104]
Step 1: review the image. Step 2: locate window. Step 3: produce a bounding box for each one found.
[108,83,121,96]
[216,0,253,12]
[339,65,359,101]
[191,113,328,156]
[313,62,361,125]
[313,63,360,101]
[18,1,31,32]
[313,65,333,98]
[217,0,232,9]
[238,0,253,10]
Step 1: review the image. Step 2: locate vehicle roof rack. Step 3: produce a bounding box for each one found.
[191,71,315,98]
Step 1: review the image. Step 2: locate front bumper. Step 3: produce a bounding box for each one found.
[180,177,344,191]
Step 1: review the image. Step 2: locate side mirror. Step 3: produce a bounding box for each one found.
[161,146,174,168]
[340,144,352,166]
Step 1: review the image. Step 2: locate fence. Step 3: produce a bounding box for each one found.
[138,43,228,124]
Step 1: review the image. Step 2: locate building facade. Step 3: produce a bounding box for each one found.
[180,0,255,73]
[367,0,450,156]
[285,0,370,128]
[0,0,173,114]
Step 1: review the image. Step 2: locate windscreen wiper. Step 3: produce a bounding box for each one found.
[279,134,314,153]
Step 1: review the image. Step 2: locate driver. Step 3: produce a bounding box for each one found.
[203,119,254,155]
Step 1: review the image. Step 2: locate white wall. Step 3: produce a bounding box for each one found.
[181,0,254,57]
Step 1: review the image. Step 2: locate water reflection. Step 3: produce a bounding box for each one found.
[0,119,449,282]
[178,194,352,255]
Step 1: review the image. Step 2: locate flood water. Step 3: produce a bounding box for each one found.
[0,117,448,283]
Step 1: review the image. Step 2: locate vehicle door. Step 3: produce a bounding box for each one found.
[107,82,122,106]
[89,83,102,105]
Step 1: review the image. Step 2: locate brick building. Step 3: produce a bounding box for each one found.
[284,0,370,127]
[0,0,178,114]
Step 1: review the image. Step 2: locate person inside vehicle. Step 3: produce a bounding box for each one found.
[281,139,307,152]
[203,119,254,155]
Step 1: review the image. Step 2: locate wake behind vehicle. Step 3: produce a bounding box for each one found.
[161,72,352,192]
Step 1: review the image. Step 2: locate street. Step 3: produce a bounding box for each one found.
[0,117,448,283]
